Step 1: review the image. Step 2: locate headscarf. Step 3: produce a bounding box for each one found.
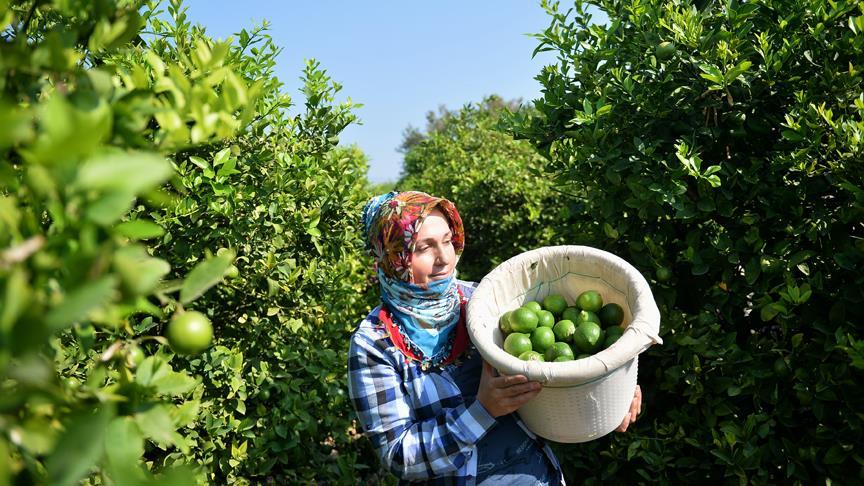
[361,191,466,368]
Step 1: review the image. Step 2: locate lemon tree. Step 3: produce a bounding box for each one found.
[506,0,864,481]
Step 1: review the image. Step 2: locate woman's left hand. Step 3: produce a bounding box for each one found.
[615,385,642,433]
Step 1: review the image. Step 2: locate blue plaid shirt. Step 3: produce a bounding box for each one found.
[348,280,563,484]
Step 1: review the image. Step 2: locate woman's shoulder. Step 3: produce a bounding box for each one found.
[352,305,385,340]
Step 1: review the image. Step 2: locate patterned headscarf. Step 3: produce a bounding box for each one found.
[361,191,466,368]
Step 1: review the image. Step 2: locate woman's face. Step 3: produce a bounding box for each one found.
[410,208,456,285]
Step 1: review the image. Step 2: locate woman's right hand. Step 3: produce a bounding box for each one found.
[477,361,542,418]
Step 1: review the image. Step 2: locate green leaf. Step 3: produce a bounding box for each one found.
[134,404,177,447]
[824,445,847,464]
[77,150,172,195]
[114,246,171,296]
[1,267,30,333]
[45,276,118,331]
[45,406,115,486]
[104,417,144,470]
[171,400,201,428]
[135,356,196,395]
[725,61,752,82]
[698,63,724,84]
[86,191,136,226]
[180,250,235,304]
[115,220,165,240]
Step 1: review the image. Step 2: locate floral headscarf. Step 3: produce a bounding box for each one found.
[362,191,465,282]
[361,191,467,369]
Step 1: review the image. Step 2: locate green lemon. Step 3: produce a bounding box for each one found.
[224,265,240,279]
[656,41,676,60]
[552,319,577,343]
[510,308,539,333]
[519,350,546,362]
[166,310,214,355]
[126,345,145,369]
[599,303,625,327]
[504,332,533,357]
[499,310,514,335]
[572,320,602,354]
[523,301,543,313]
[542,294,568,316]
[536,310,555,328]
[603,326,624,349]
[545,342,575,362]
[562,306,581,323]
[656,267,673,282]
[530,326,556,354]
[575,310,601,325]
[576,290,603,313]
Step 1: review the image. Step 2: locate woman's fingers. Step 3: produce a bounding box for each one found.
[498,384,542,408]
[494,373,528,388]
[497,381,540,398]
[631,385,642,419]
[616,413,632,432]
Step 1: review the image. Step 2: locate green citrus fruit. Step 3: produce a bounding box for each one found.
[536,310,555,328]
[504,332,532,357]
[656,41,676,60]
[519,350,546,362]
[562,306,581,323]
[656,267,673,282]
[598,303,624,327]
[604,326,624,349]
[572,321,602,354]
[126,345,145,369]
[542,294,568,316]
[576,290,603,312]
[552,319,577,343]
[224,265,240,279]
[545,342,575,362]
[523,301,543,313]
[575,310,601,325]
[530,327,556,354]
[166,310,214,355]
[510,308,539,333]
[259,389,271,400]
[499,310,514,335]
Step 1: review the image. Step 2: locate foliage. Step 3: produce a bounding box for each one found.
[398,96,570,281]
[0,0,380,483]
[504,0,864,482]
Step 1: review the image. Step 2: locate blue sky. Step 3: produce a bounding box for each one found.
[182,1,565,183]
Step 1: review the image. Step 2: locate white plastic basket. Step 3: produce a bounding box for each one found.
[466,245,662,443]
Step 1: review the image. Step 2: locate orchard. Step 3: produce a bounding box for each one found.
[1,0,862,484]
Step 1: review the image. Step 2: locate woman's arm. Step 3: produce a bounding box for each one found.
[348,332,496,480]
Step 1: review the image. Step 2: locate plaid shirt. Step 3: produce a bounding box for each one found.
[348,280,563,485]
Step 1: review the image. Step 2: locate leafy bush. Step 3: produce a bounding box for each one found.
[505,0,864,482]
[1,0,380,483]
[398,96,570,281]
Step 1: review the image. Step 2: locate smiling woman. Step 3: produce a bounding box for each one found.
[348,191,566,484]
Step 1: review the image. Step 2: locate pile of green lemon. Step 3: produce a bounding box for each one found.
[498,291,625,361]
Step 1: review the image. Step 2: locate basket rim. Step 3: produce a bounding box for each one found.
[467,245,662,385]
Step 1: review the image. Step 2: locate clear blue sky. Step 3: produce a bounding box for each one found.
[182,1,572,183]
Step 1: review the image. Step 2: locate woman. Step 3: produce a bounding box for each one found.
[348,191,641,484]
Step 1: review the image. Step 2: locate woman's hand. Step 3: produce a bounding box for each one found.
[477,361,542,418]
[615,385,642,432]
